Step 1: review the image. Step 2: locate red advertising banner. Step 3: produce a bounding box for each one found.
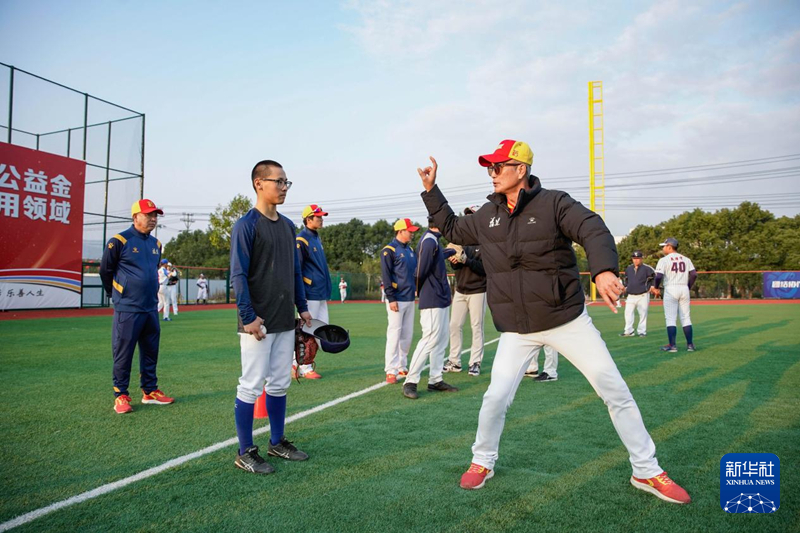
[0,142,86,310]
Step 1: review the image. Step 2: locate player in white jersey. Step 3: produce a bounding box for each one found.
[653,237,697,352]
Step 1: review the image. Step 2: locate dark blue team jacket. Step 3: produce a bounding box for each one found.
[416,229,454,310]
[380,237,417,302]
[99,225,162,313]
[296,227,332,301]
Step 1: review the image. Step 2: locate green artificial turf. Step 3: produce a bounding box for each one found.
[0,303,798,532]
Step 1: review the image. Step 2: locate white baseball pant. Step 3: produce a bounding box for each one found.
[471,307,661,478]
[384,300,415,375]
[197,287,208,300]
[448,291,487,367]
[406,307,450,386]
[236,329,294,403]
[623,293,650,335]
[167,285,179,315]
[663,286,691,328]
[525,344,558,378]
[340,289,347,303]
[299,299,329,375]
[157,287,168,319]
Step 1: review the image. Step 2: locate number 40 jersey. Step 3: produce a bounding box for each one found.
[655,253,696,287]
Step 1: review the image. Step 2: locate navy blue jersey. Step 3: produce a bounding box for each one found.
[415,230,452,309]
[624,263,656,295]
[100,225,162,313]
[230,209,308,333]
[296,226,332,301]
[380,237,417,302]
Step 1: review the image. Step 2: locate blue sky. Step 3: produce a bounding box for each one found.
[1,0,799,245]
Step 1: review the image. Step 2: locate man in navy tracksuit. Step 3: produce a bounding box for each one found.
[402,216,458,399]
[295,204,332,379]
[100,199,175,414]
[381,218,419,383]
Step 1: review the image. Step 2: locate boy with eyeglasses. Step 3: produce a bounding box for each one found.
[230,159,312,475]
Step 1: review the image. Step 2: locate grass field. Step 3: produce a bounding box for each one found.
[1,303,798,532]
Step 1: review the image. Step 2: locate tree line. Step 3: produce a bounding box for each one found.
[164,196,799,298]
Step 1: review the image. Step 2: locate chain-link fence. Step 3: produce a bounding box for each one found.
[1,63,145,309]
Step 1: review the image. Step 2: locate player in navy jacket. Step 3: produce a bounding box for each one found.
[100,199,174,414]
[230,159,312,475]
[380,218,419,382]
[402,216,458,399]
[294,204,332,379]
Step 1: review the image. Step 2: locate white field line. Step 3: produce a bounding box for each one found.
[0,337,500,532]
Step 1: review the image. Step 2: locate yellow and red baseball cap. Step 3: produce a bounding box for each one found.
[301,204,329,218]
[131,199,164,216]
[478,139,534,167]
[393,218,420,232]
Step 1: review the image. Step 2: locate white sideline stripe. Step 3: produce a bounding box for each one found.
[0,337,500,532]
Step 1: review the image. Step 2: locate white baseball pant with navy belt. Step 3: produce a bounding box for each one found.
[448,291,487,367]
[663,286,691,328]
[406,306,449,386]
[236,329,294,403]
[297,299,328,375]
[525,344,558,378]
[623,293,650,335]
[471,307,662,478]
[385,300,415,375]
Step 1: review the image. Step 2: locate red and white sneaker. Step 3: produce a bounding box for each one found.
[302,370,322,379]
[141,389,175,405]
[460,463,494,490]
[630,471,691,504]
[398,369,408,377]
[114,394,133,414]
[386,373,397,384]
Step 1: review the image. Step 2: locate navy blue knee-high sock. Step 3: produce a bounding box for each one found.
[234,398,255,455]
[667,326,677,346]
[267,394,287,445]
[683,325,693,345]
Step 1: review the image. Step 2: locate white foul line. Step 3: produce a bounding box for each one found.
[0,337,500,531]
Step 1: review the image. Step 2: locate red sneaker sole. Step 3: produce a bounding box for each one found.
[461,469,494,490]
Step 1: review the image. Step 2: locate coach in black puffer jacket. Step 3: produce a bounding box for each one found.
[422,174,618,334]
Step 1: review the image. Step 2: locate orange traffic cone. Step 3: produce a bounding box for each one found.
[254,390,268,419]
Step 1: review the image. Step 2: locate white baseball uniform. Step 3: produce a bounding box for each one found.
[655,253,695,327]
[197,278,209,301]
[525,344,558,378]
[157,266,169,319]
[338,280,347,303]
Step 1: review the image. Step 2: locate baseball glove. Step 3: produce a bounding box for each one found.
[294,319,318,378]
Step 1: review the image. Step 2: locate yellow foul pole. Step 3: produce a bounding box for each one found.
[588,81,605,301]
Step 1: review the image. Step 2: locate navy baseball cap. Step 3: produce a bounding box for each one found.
[160,259,169,264]
[631,250,643,258]
[302,319,350,353]
[659,237,679,248]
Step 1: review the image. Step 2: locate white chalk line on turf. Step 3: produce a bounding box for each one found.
[0,336,500,532]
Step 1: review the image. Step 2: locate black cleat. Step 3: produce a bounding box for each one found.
[524,369,539,378]
[268,437,309,461]
[687,344,696,352]
[428,381,459,392]
[403,382,418,399]
[468,363,481,376]
[235,446,275,474]
[660,345,678,353]
[534,372,557,382]
[619,332,635,337]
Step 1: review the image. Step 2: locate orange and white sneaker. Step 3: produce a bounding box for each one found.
[114,394,133,414]
[302,370,322,379]
[460,463,494,490]
[141,389,175,405]
[398,369,408,378]
[386,373,397,384]
[630,471,691,504]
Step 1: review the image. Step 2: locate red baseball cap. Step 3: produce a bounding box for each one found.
[302,204,329,218]
[478,139,534,167]
[393,218,420,232]
[131,199,164,216]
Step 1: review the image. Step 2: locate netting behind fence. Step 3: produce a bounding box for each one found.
[0,63,145,264]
